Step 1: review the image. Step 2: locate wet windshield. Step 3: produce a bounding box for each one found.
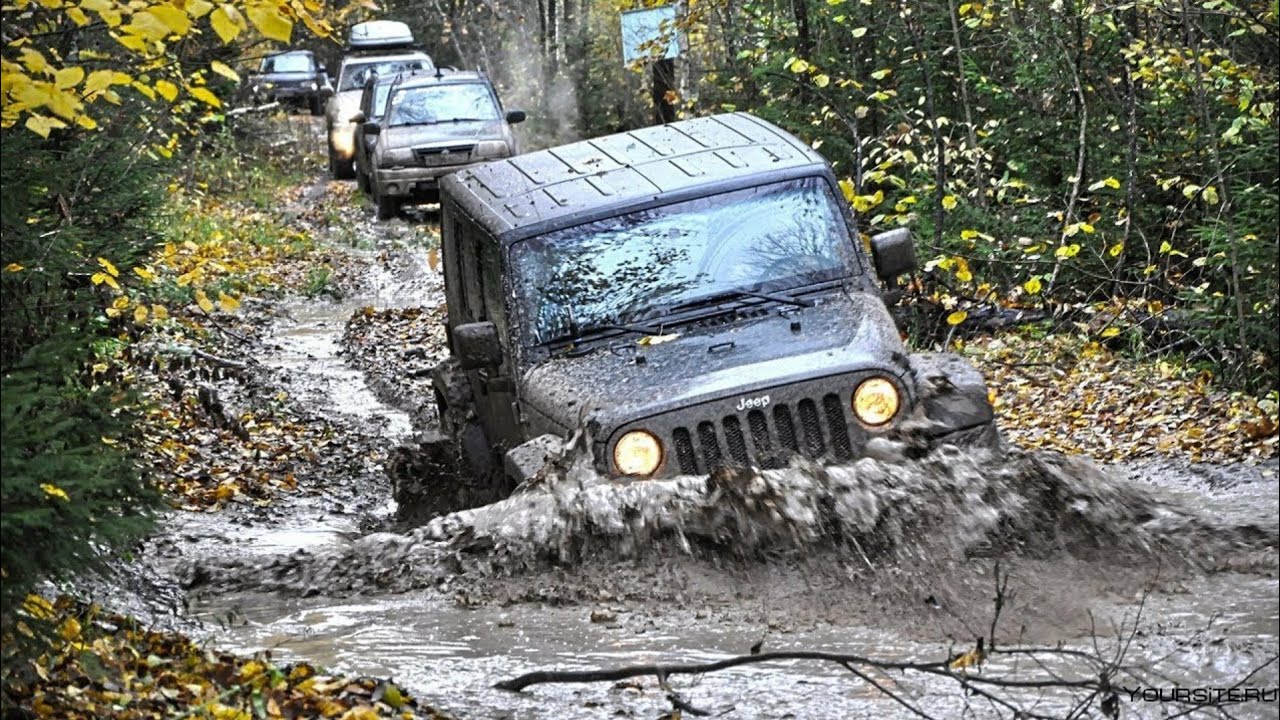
[373,84,393,117]
[509,177,859,346]
[261,53,313,74]
[339,59,429,92]
[387,83,499,126]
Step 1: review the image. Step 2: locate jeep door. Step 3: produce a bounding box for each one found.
[446,212,523,452]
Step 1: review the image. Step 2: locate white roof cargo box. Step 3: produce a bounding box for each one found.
[348,20,415,50]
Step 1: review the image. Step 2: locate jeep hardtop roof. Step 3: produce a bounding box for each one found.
[442,112,830,243]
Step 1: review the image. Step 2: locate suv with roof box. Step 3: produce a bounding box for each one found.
[325,46,434,180]
[391,112,1000,519]
[360,70,525,219]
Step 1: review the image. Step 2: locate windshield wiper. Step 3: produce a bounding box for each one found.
[663,288,816,315]
[548,320,665,346]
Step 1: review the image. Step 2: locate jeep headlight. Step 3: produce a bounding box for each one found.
[613,430,663,476]
[308,81,318,91]
[853,377,900,426]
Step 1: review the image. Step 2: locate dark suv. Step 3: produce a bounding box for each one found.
[395,112,998,518]
[247,50,329,115]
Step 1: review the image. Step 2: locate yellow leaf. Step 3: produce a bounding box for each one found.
[210,60,240,83]
[852,27,867,37]
[19,48,49,75]
[813,73,830,88]
[23,595,56,620]
[1108,243,1124,257]
[209,4,244,43]
[57,617,81,641]
[186,0,214,16]
[870,68,891,80]
[195,288,215,312]
[1054,244,1080,259]
[1104,177,1120,189]
[133,265,156,281]
[4,263,24,272]
[125,10,173,42]
[838,178,856,203]
[67,7,91,25]
[788,58,809,73]
[75,114,98,130]
[637,333,679,346]
[131,80,157,100]
[1159,240,1173,254]
[154,79,179,102]
[1078,222,1095,234]
[85,70,116,94]
[188,86,222,108]
[40,483,70,501]
[55,66,85,89]
[1023,277,1042,294]
[152,304,169,320]
[134,304,149,323]
[956,268,972,282]
[1100,326,1121,338]
[941,195,957,211]
[24,114,66,138]
[1203,185,1219,204]
[946,310,968,325]
[245,2,293,42]
[146,3,192,34]
[97,257,119,277]
[217,292,240,311]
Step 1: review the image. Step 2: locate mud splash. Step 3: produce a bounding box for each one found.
[184,438,1277,599]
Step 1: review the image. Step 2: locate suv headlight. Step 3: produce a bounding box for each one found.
[852,377,900,426]
[475,140,512,159]
[614,430,663,476]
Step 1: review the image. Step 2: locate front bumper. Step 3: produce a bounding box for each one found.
[372,163,476,199]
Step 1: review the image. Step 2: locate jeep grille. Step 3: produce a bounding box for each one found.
[669,393,856,474]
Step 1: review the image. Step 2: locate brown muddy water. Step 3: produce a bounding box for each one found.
[144,174,1278,719]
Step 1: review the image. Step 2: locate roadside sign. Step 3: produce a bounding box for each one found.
[620,6,680,64]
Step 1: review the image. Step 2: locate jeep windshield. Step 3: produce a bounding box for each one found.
[261,52,313,74]
[386,83,499,126]
[509,177,860,347]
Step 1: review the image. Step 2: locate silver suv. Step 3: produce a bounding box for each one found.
[361,71,525,219]
[324,50,434,179]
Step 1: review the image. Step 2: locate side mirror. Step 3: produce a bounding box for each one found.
[869,228,917,283]
[505,109,527,124]
[362,120,380,136]
[319,86,334,98]
[350,111,366,123]
[455,322,502,370]
[317,64,327,74]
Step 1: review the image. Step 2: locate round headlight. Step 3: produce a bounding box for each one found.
[309,81,318,91]
[853,377,900,426]
[613,430,663,476]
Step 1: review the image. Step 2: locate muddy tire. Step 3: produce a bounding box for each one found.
[375,193,399,221]
[328,144,356,180]
[388,359,511,524]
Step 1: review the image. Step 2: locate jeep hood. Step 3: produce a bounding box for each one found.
[520,291,909,434]
[382,120,506,148]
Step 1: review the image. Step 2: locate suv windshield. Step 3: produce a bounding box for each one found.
[387,83,498,126]
[262,53,312,73]
[340,58,428,91]
[510,177,859,346]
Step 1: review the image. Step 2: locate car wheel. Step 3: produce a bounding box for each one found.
[375,193,399,220]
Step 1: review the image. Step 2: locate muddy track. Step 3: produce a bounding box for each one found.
[118,147,1280,719]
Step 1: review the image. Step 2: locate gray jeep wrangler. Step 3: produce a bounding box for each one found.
[391,112,998,520]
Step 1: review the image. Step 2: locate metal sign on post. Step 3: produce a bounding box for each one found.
[620,6,680,65]
[621,6,681,124]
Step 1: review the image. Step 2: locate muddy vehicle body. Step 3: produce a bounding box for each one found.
[325,48,433,180]
[395,112,998,517]
[247,50,330,115]
[360,71,524,220]
[352,72,409,196]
